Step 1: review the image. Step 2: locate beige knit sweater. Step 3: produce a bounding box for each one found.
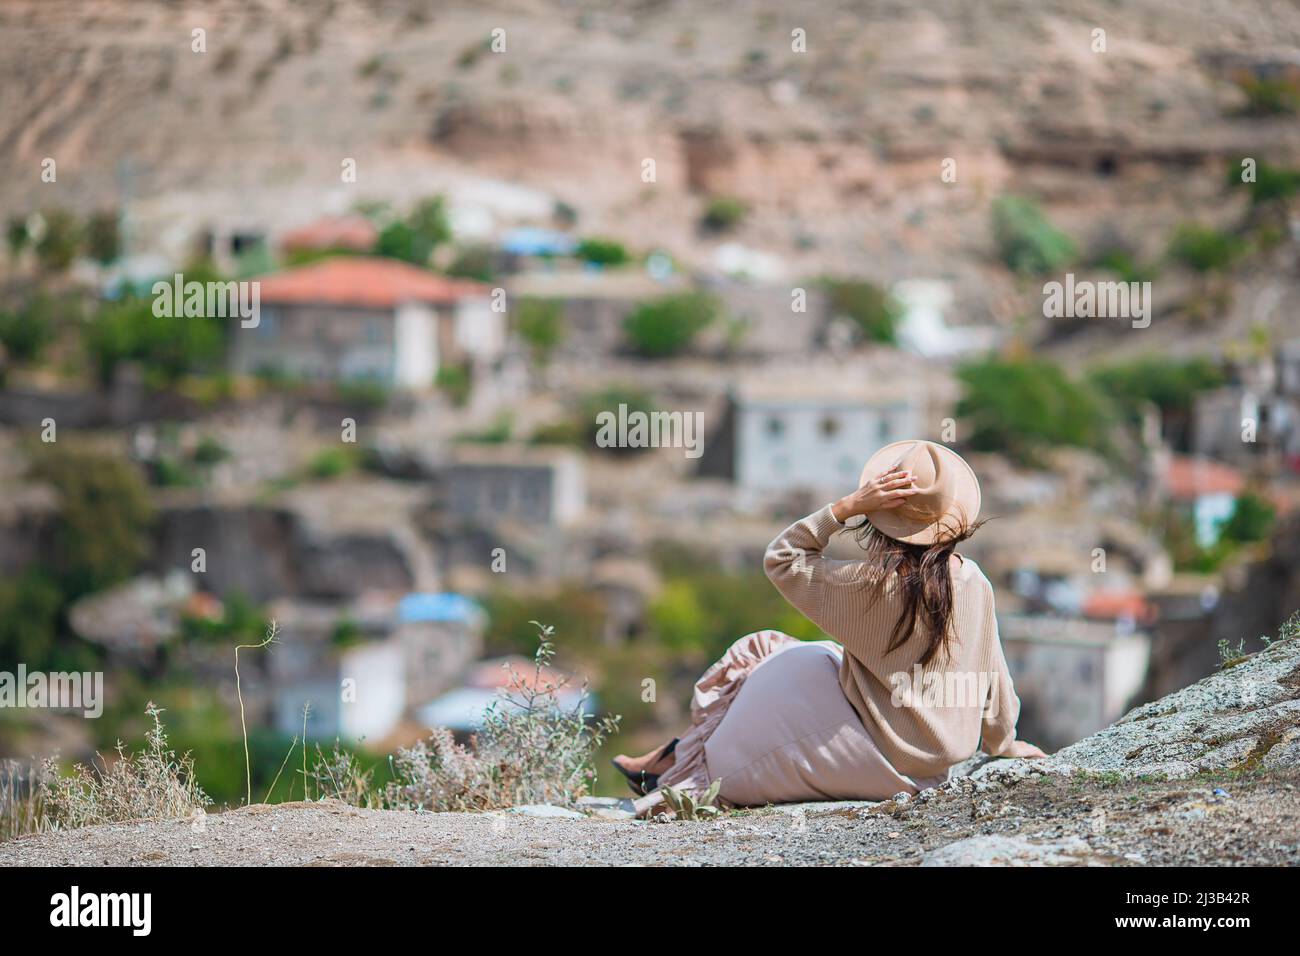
[764,504,1022,781]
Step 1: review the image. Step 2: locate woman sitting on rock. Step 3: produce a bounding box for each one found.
[613,439,1046,815]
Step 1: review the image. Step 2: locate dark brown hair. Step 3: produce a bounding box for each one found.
[852,517,984,667]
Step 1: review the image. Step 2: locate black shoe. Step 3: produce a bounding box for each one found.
[611,738,678,796]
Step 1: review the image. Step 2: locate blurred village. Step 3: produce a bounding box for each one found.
[3,0,1300,802]
[3,182,1299,801]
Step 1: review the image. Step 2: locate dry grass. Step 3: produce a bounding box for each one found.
[36,702,210,832]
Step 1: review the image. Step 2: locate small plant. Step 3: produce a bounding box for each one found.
[660,779,723,820]
[622,292,717,358]
[383,622,619,811]
[991,195,1076,275]
[39,703,210,830]
[1217,637,1248,668]
[700,196,749,233]
[575,237,630,266]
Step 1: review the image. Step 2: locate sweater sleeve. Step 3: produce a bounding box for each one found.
[763,504,869,638]
[978,583,1022,756]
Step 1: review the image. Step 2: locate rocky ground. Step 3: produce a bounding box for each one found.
[1,768,1296,867]
[3,631,1299,867]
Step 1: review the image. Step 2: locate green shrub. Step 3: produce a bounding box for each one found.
[1229,161,1300,206]
[29,447,153,598]
[307,447,357,480]
[575,237,630,266]
[83,296,225,387]
[823,279,901,345]
[0,294,60,363]
[435,361,473,406]
[514,298,565,364]
[1219,492,1275,545]
[991,196,1077,275]
[373,196,450,265]
[1087,356,1225,426]
[1169,224,1247,274]
[84,210,121,265]
[956,357,1110,464]
[700,196,749,233]
[34,209,82,272]
[622,292,716,357]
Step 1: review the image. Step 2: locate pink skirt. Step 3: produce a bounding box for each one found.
[651,631,945,808]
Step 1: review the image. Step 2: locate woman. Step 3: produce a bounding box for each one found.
[614,439,1045,813]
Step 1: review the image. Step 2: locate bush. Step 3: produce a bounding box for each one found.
[514,298,565,364]
[1169,224,1247,274]
[84,210,121,265]
[1219,492,1275,545]
[1229,161,1300,206]
[622,292,716,357]
[579,385,656,449]
[435,361,473,406]
[34,209,82,272]
[700,196,749,233]
[0,294,60,363]
[1087,356,1225,426]
[956,357,1110,464]
[0,570,63,671]
[83,296,226,386]
[374,196,450,265]
[381,624,618,811]
[29,447,153,598]
[823,279,901,345]
[575,237,630,266]
[307,447,357,480]
[39,703,210,830]
[991,195,1077,276]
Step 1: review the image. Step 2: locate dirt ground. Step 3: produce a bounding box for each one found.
[3,767,1297,867]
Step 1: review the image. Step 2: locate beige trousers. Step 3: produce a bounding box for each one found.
[651,631,944,809]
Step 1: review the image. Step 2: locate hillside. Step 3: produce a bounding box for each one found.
[5,0,1300,359]
[3,626,1297,866]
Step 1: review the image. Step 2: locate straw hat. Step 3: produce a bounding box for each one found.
[858,440,981,545]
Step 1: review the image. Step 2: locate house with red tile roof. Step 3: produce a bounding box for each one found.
[232,256,498,389]
[279,216,377,255]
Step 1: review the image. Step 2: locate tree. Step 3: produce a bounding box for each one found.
[622,292,716,358]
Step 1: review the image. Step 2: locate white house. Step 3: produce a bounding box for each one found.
[717,375,924,496]
[998,614,1151,750]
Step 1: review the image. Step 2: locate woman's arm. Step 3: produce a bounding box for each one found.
[764,469,917,636]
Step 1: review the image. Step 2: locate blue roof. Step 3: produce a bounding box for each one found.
[499,227,577,257]
[398,592,485,626]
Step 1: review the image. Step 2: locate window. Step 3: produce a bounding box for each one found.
[765,415,785,439]
[820,415,841,439]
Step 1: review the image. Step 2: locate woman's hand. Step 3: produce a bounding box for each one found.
[831,469,917,523]
[1001,739,1047,759]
